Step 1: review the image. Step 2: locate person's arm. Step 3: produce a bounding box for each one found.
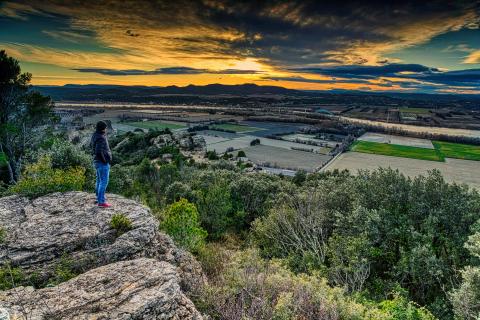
[95,136,108,163]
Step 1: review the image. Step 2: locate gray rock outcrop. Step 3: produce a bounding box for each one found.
[0,192,204,292]
[151,134,173,148]
[1,258,202,320]
[0,192,206,318]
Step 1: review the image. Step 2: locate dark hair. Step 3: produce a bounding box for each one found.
[96,121,107,132]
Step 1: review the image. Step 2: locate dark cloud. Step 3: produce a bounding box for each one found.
[263,76,370,84]
[289,64,439,79]
[201,1,480,65]
[3,0,479,67]
[288,63,480,88]
[411,69,480,86]
[73,67,261,75]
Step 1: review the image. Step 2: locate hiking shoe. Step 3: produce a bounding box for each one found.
[98,203,112,208]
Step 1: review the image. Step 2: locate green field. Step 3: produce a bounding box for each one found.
[127,120,186,130]
[211,123,263,132]
[399,107,431,114]
[433,141,480,161]
[351,141,444,162]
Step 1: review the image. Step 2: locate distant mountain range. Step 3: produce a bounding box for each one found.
[34,83,480,103]
[35,83,301,101]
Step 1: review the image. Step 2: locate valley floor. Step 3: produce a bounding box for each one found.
[325,152,480,189]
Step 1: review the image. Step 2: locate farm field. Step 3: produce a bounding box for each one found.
[350,141,443,161]
[354,133,480,162]
[260,137,330,153]
[324,152,480,189]
[201,135,231,145]
[242,145,332,172]
[433,141,480,161]
[204,135,253,153]
[203,133,332,154]
[126,120,186,130]
[282,133,338,148]
[112,123,142,133]
[197,130,238,139]
[358,132,434,149]
[240,121,309,137]
[341,116,480,138]
[399,107,430,114]
[211,123,263,132]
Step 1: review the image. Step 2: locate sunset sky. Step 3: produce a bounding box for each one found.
[1,0,479,94]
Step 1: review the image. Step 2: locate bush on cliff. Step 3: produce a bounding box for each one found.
[37,138,95,190]
[0,264,25,290]
[161,198,207,253]
[10,155,85,198]
[110,213,133,235]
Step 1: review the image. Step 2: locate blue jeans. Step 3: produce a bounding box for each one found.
[94,161,110,204]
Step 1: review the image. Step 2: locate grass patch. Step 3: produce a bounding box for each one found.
[110,213,133,235]
[351,141,444,162]
[127,120,185,130]
[433,141,480,161]
[399,107,430,114]
[211,123,263,132]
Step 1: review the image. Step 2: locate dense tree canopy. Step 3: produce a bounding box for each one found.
[0,50,55,184]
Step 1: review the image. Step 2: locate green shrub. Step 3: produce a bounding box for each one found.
[250,138,260,146]
[327,234,371,293]
[196,242,229,278]
[237,150,246,158]
[292,169,307,186]
[10,155,85,198]
[0,227,6,244]
[165,181,194,203]
[450,232,480,320]
[205,150,219,160]
[196,181,233,239]
[147,146,161,159]
[197,248,436,320]
[210,159,237,171]
[108,164,134,195]
[42,139,91,172]
[48,254,78,286]
[0,151,7,167]
[379,293,436,320]
[110,213,133,235]
[197,249,386,319]
[0,264,25,290]
[161,198,207,252]
[222,152,232,160]
[38,138,94,190]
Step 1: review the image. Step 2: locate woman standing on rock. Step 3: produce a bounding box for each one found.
[91,121,112,208]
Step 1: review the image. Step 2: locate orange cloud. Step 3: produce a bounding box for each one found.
[463,50,480,64]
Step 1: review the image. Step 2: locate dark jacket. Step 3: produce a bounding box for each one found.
[90,131,112,164]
